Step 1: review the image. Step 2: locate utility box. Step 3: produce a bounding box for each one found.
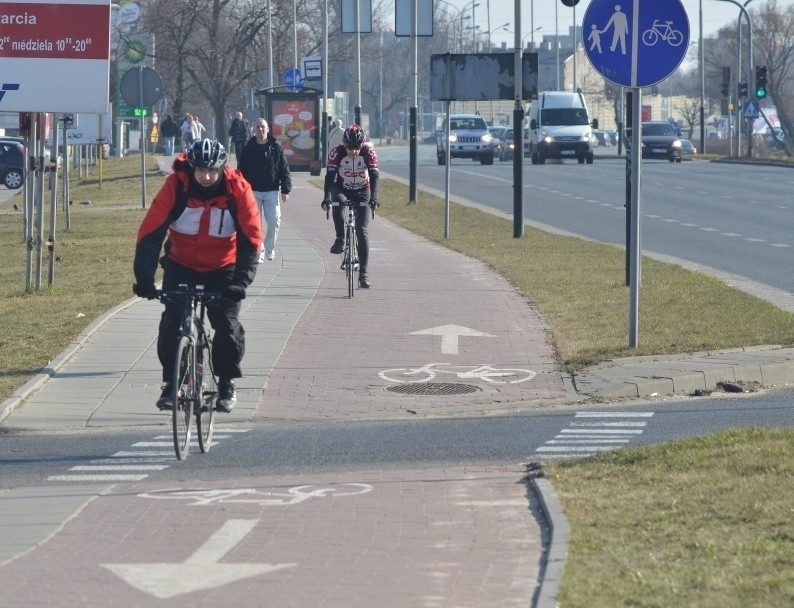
[256,87,322,175]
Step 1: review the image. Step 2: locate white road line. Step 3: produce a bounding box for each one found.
[48,474,150,482]
[536,446,617,452]
[560,428,643,434]
[69,465,169,471]
[570,421,647,427]
[575,412,653,417]
[546,439,630,444]
[113,451,173,457]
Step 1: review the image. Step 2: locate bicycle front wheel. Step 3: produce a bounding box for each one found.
[172,336,194,460]
[346,224,355,298]
[196,338,216,454]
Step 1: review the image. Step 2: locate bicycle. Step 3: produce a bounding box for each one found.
[641,20,684,47]
[158,285,221,460]
[327,196,375,298]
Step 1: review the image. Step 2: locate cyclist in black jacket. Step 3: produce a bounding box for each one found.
[321,124,379,288]
[238,118,292,262]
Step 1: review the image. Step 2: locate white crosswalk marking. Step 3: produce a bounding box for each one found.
[531,412,654,460]
[48,428,250,483]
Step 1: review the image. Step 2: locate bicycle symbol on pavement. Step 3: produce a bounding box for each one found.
[379,363,536,385]
[138,483,373,506]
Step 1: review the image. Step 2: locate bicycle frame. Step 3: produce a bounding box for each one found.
[159,284,220,459]
[332,199,359,298]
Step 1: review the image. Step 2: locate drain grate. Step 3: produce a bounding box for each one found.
[386,382,480,396]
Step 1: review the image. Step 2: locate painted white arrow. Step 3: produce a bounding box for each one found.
[410,324,495,355]
[102,519,296,599]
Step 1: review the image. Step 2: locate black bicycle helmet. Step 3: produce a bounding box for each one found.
[187,138,227,169]
[342,124,366,147]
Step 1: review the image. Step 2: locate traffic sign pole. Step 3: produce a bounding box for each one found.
[582,0,689,349]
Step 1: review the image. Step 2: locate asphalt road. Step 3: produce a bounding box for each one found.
[378,145,793,296]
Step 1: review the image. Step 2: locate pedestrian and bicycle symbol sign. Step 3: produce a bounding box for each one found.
[583,0,690,88]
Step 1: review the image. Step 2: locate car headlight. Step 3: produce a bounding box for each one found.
[541,132,553,143]
[448,133,457,143]
[672,139,681,149]
[582,131,593,142]
[482,134,492,143]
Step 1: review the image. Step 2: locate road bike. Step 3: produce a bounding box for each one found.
[641,20,684,47]
[159,285,220,460]
[379,362,537,385]
[328,196,375,298]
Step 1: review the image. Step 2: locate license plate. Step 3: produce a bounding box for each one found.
[560,150,575,155]
[653,148,666,153]
[461,145,476,150]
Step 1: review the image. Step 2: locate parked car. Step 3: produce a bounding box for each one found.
[679,138,697,156]
[488,126,509,158]
[0,140,25,189]
[436,114,494,165]
[498,128,530,161]
[640,121,682,162]
[593,131,611,147]
[0,136,61,171]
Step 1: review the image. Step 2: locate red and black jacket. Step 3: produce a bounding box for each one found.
[134,153,262,286]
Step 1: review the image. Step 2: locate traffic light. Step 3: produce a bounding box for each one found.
[721,66,730,97]
[755,65,767,99]
[738,82,748,98]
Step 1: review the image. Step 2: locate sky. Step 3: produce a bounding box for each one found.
[434,0,794,51]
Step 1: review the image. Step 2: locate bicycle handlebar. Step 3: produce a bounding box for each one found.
[158,286,223,303]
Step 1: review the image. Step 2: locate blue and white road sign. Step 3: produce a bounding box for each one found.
[583,0,690,88]
[283,68,304,90]
[743,100,761,120]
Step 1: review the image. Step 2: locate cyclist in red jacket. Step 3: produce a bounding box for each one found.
[133,139,262,413]
[321,124,380,288]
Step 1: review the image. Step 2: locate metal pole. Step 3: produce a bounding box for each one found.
[409,0,418,203]
[699,0,706,153]
[293,0,298,73]
[48,113,59,286]
[35,113,45,290]
[513,0,523,238]
[268,0,273,88]
[444,100,450,238]
[354,0,362,126]
[629,89,642,348]
[322,0,328,166]
[572,3,576,92]
[138,66,147,209]
[555,0,560,90]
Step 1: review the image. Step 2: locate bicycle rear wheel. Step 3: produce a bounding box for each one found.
[346,224,355,298]
[172,336,194,460]
[196,338,216,453]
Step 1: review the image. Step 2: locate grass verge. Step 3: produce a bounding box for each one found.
[544,427,794,607]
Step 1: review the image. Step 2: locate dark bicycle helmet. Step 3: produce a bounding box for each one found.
[187,138,227,169]
[342,124,366,147]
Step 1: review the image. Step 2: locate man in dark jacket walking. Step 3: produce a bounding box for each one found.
[228,112,250,160]
[237,118,292,262]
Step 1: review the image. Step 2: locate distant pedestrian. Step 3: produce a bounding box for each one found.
[159,114,180,155]
[180,114,194,150]
[327,119,344,150]
[228,112,250,159]
[238,118,292,263]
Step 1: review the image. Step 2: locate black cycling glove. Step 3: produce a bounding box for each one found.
[132,281,158,300]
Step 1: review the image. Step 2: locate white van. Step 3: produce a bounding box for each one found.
[527,91,598,165]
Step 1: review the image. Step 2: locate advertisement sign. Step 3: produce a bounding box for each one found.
[0,0,111,112]
[264,93,320,172]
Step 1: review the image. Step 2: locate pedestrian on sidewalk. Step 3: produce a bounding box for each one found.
[321,124,379,289]
[237,117,292,263]
[228,111,250,160]
[159,114,180,156]
[327,118,344,150]
[132,138,263,414]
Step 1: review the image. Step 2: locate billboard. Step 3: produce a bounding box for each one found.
[262,92,321,172]
[0,0,111,112]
